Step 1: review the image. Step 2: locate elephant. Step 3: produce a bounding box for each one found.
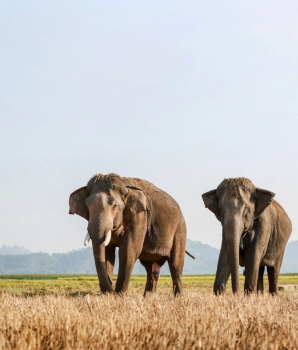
[202,177,292,295]
[69,173,187,295]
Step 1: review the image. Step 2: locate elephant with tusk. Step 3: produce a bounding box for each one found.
[69,173,188,295]
[202,177,292,295]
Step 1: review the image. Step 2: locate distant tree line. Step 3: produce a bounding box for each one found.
[0,240,297,274]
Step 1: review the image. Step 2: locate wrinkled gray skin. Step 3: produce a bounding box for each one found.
[69,173,187,295]
[202,178,292,295]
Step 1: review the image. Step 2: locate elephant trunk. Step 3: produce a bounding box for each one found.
[224,216,243,294]
[89,214,113,293]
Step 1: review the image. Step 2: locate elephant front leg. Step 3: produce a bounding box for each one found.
[115,214,147,294]
[214,238,231,295]
[244,248,262,293]
[92,243,113,293]
[105,245,116,289]
[115,244,138,294]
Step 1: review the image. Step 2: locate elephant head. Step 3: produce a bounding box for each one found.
[202,178,275,294]
[69,173,147,292]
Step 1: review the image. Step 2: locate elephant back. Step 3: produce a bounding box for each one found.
[123,177,181,210]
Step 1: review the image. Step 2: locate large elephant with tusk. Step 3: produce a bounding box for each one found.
[69,173,187,295]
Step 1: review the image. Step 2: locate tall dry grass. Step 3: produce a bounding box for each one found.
[0,291,298,349]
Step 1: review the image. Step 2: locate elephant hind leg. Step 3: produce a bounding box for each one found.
[168,261,183,296]
[168,223,186,296]
[268,252,284,295]
[140,260,157,296]
[257,266,265,293]
[267,266,278,295]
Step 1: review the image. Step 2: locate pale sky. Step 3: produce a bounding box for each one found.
[1,1,298,253]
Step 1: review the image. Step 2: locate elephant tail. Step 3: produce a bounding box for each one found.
[185,250,195,259]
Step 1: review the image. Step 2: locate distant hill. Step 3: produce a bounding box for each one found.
[0,239,296,274]
[281,241,298,273]
[185,240,219,274]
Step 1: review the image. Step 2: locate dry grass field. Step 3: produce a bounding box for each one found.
[0,275,298,349]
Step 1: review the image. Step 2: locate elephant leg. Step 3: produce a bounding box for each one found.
[257,266,265,293]
[105,245,116,289]
[168,225,186,296]
[168,261,183,296]
[140,260,157,296]
[244,248,262,293]
[267,266,278,295]
[115,244,139,294]
[214,237,230,295]
[115,215,146,294]
[92,243,113,293]
[268,252,284,295]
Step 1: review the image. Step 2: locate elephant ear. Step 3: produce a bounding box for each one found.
[69,186,89,220]
[124,186,147,222]
[254,188,275,218]
[202,189,220,221]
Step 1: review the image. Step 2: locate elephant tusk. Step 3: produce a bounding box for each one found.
[84,232,91,246]
[103,230,111,246]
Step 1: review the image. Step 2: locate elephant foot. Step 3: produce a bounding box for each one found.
[213,283,226,295]
[151,262,161,282]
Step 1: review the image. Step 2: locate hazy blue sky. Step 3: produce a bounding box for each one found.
[1,1,298,253]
